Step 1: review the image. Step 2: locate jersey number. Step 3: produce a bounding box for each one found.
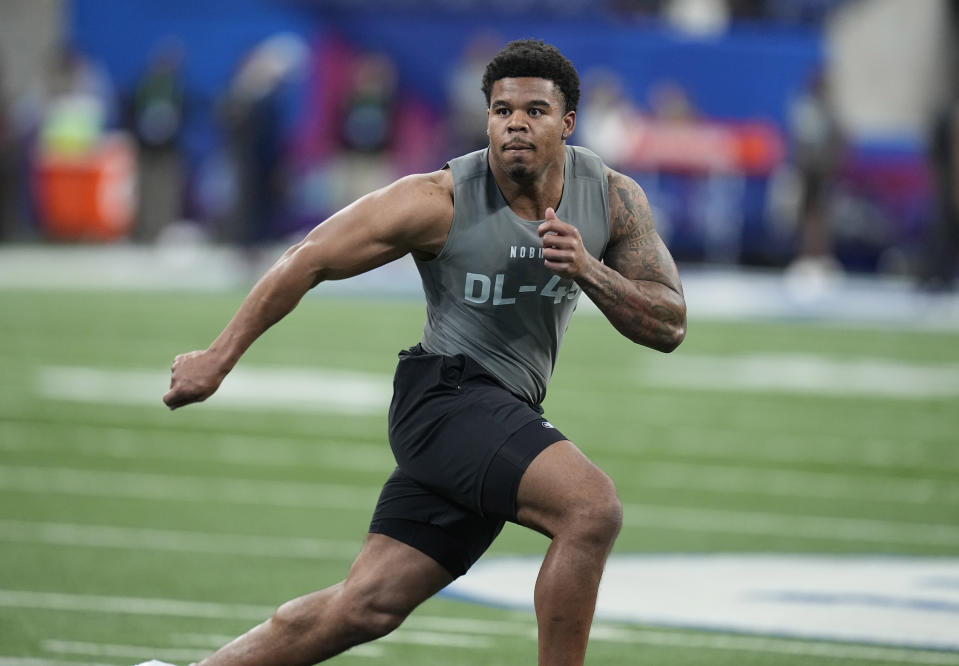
[465,272,580,306]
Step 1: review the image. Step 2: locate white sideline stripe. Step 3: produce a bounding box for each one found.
[0,589,272,619]
[0,659,116,666]
[629,461,959,505]
[624,503,959,547]
[0,520,359,560]
[638,353,959,399]
[42,640,209,662]
[4,418,949,505]
[590,627,959,665]
[35,366,392,414]
[43,639,383,661]
[381,630,492,649]
[2,464,955,547]
[0,465,377,510]
[0,422,392,474]
[170,632,384,657]
[624,428,959,474]
[13,592,959,665]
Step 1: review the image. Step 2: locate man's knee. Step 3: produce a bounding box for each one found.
[268,583,408,646]
[338,583,410,641]
[564,477,623,548]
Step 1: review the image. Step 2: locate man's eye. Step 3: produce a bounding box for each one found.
[529,109,542,117]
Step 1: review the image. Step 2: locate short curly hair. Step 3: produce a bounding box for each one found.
[482,39,580,114]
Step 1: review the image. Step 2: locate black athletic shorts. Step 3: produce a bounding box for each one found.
[368,344,566,578]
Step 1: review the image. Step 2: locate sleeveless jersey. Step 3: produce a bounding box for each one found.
[415,145,610,405]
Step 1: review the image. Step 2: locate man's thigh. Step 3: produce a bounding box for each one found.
[514,440,620,539]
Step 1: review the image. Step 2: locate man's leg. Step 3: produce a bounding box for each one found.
[515,440,623,666]
[195,533,453,666]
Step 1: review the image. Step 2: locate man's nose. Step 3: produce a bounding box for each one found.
[507,112,527,131]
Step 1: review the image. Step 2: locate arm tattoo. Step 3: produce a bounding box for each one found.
[573,173,686,352]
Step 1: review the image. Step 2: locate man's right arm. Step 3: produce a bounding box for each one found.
[162,170,453,410]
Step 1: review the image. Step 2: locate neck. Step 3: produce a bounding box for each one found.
[489,149,566,221]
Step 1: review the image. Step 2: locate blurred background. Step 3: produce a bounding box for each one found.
[0,0,957,296]
[2,3,959,664]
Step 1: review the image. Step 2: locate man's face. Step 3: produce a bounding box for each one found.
[487,77,574,183]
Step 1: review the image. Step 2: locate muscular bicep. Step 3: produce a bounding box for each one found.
[295,172,452,282]
[605,170,683,295]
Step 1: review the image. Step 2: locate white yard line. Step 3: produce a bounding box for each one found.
[0,659,117,666]
[637,353,959,399]
[42,641,209,662]
[1,464,954,546]
[35,366,392,415]
[0,520,359,560]
[590,627,959,665]
[623,504,959,547]
[0,589,953,665]
[0,421,393,475]
[623,461,959,505]
[0,465,377,510]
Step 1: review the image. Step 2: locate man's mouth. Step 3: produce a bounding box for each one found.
[504,143,534,153]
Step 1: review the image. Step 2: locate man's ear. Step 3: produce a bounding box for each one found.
[562,110,576,141]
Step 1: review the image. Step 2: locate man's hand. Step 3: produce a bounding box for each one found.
[538,207,593,280]
[163,350,229,410]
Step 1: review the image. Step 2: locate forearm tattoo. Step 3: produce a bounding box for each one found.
[578,174,686,351]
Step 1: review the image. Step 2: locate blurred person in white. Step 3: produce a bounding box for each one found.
[446,32,503,155]
[921,4,959,292]
[150,39,685,666]
[219,34,307,249]
[786,66,845,278]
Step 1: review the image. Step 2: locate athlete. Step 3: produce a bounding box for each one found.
[160,39,685,666]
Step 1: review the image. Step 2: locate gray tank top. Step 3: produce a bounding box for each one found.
[415,145,610,404]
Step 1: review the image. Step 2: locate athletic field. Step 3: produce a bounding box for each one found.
[1,272,958,665]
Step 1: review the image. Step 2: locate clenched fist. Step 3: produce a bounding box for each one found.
[163,349,229,410]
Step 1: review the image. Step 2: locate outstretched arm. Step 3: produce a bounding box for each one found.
[538,169,686,352]
[163,171,453,409]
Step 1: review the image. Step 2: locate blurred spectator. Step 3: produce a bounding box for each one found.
[921,94,959,290]
[128,40,186,243]
[322,51,400,211]
[219,33,307,248]
[36,44,117,160]
[339,53,397,155]
[446,33,501,155]
[578,68,637,169]
[787,67,844,275]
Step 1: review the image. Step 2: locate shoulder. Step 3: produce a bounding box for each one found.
[380,169,454,256]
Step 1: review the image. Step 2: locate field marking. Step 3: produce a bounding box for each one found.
[0,421,393,475]
[0,465,378,510]
[623,503,959,547]
[447,554,959,659]
[42,641,208,662]
[622,461,959,505]
[591,628,959,665]
[2,589,956,665]
[617,427,959,474]
[0,660,116,666]
[0,520,360,561]
[638,353,959,399]
[35,366,393,415]
[4,414,955,479]
[2,464,955,547]
[171,633,384,658]
[0,589,272,619]
[5,420,952,506]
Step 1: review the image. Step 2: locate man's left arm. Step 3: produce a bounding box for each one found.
[538,169,686,352]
